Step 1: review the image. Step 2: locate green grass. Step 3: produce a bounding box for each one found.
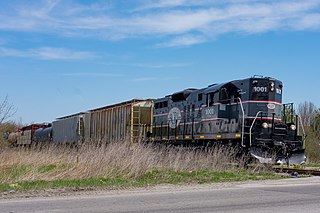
[302,163,320,168]
[0,177,128,192]
[274,163,320,170]
[138,169,281,185]
[0,169,281,192]
[0,165,32,181]
[37,164,57,173]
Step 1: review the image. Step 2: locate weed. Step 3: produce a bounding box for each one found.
[0,142,276,191]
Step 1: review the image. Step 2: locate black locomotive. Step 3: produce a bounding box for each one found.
[151,76,305,165]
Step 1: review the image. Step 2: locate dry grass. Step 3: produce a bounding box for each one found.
[0,142,249,184]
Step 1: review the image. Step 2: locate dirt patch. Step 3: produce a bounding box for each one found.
[2,176,319,200]
[0,182,240,200]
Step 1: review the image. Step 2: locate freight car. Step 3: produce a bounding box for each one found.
[49,99,153,144]
[6,99,154,146]
[52,112,85,144]
[7,124,49,145]
[34,125,53,143]
[84,99,153,144]
[150,76,305,165]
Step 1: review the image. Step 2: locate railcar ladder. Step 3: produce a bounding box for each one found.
[131,106,142,143]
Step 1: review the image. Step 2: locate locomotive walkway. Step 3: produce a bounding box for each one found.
[1,177,320,212]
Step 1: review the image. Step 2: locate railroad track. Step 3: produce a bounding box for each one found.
[273,167,320,176]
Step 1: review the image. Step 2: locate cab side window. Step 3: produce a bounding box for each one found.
[206,92,219,106]
[207,93,214,106]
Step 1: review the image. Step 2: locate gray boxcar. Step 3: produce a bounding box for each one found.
[85,99,153,143]
[52,112,85,144]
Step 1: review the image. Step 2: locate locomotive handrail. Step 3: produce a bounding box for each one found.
[249,111,263,147]
[297,115,306,140]
[237,97,245,147]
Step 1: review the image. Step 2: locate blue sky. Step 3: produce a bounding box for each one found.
[1,0,320,124]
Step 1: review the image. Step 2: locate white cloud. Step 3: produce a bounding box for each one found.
[157,35,207,47]
[132,0,187,11]
[0,0,320,47]
[132,0,262,11]
[130,76,177,82]
[131,77,157,82]
[132,62,192,69]
[61,72,123,77]
[294,13,320,30]
[0,47,96,60]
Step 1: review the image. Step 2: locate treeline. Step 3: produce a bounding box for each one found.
[298,101,320,162]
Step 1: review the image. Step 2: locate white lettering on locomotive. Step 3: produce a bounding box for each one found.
[253,86,268,93]
[205,108,214,115]
[238,89,246,95]
[276,88,282,94]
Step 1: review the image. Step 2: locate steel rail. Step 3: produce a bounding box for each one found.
[273,167,320,176]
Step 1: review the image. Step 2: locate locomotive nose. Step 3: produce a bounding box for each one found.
[249,146,306,165]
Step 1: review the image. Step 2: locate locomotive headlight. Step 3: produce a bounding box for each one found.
[270,82,275,91]
[290,124,296,131]
[262,122,268,129]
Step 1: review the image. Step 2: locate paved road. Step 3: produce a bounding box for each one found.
[1,177,320,213]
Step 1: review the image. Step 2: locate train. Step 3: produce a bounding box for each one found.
[6,76,306,165]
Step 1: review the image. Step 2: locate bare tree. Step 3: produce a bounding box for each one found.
[314,113,320,138]
[0,95,16,124]
[297,101,318,131]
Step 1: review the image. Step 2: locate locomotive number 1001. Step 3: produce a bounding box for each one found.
[252,86,268,93]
